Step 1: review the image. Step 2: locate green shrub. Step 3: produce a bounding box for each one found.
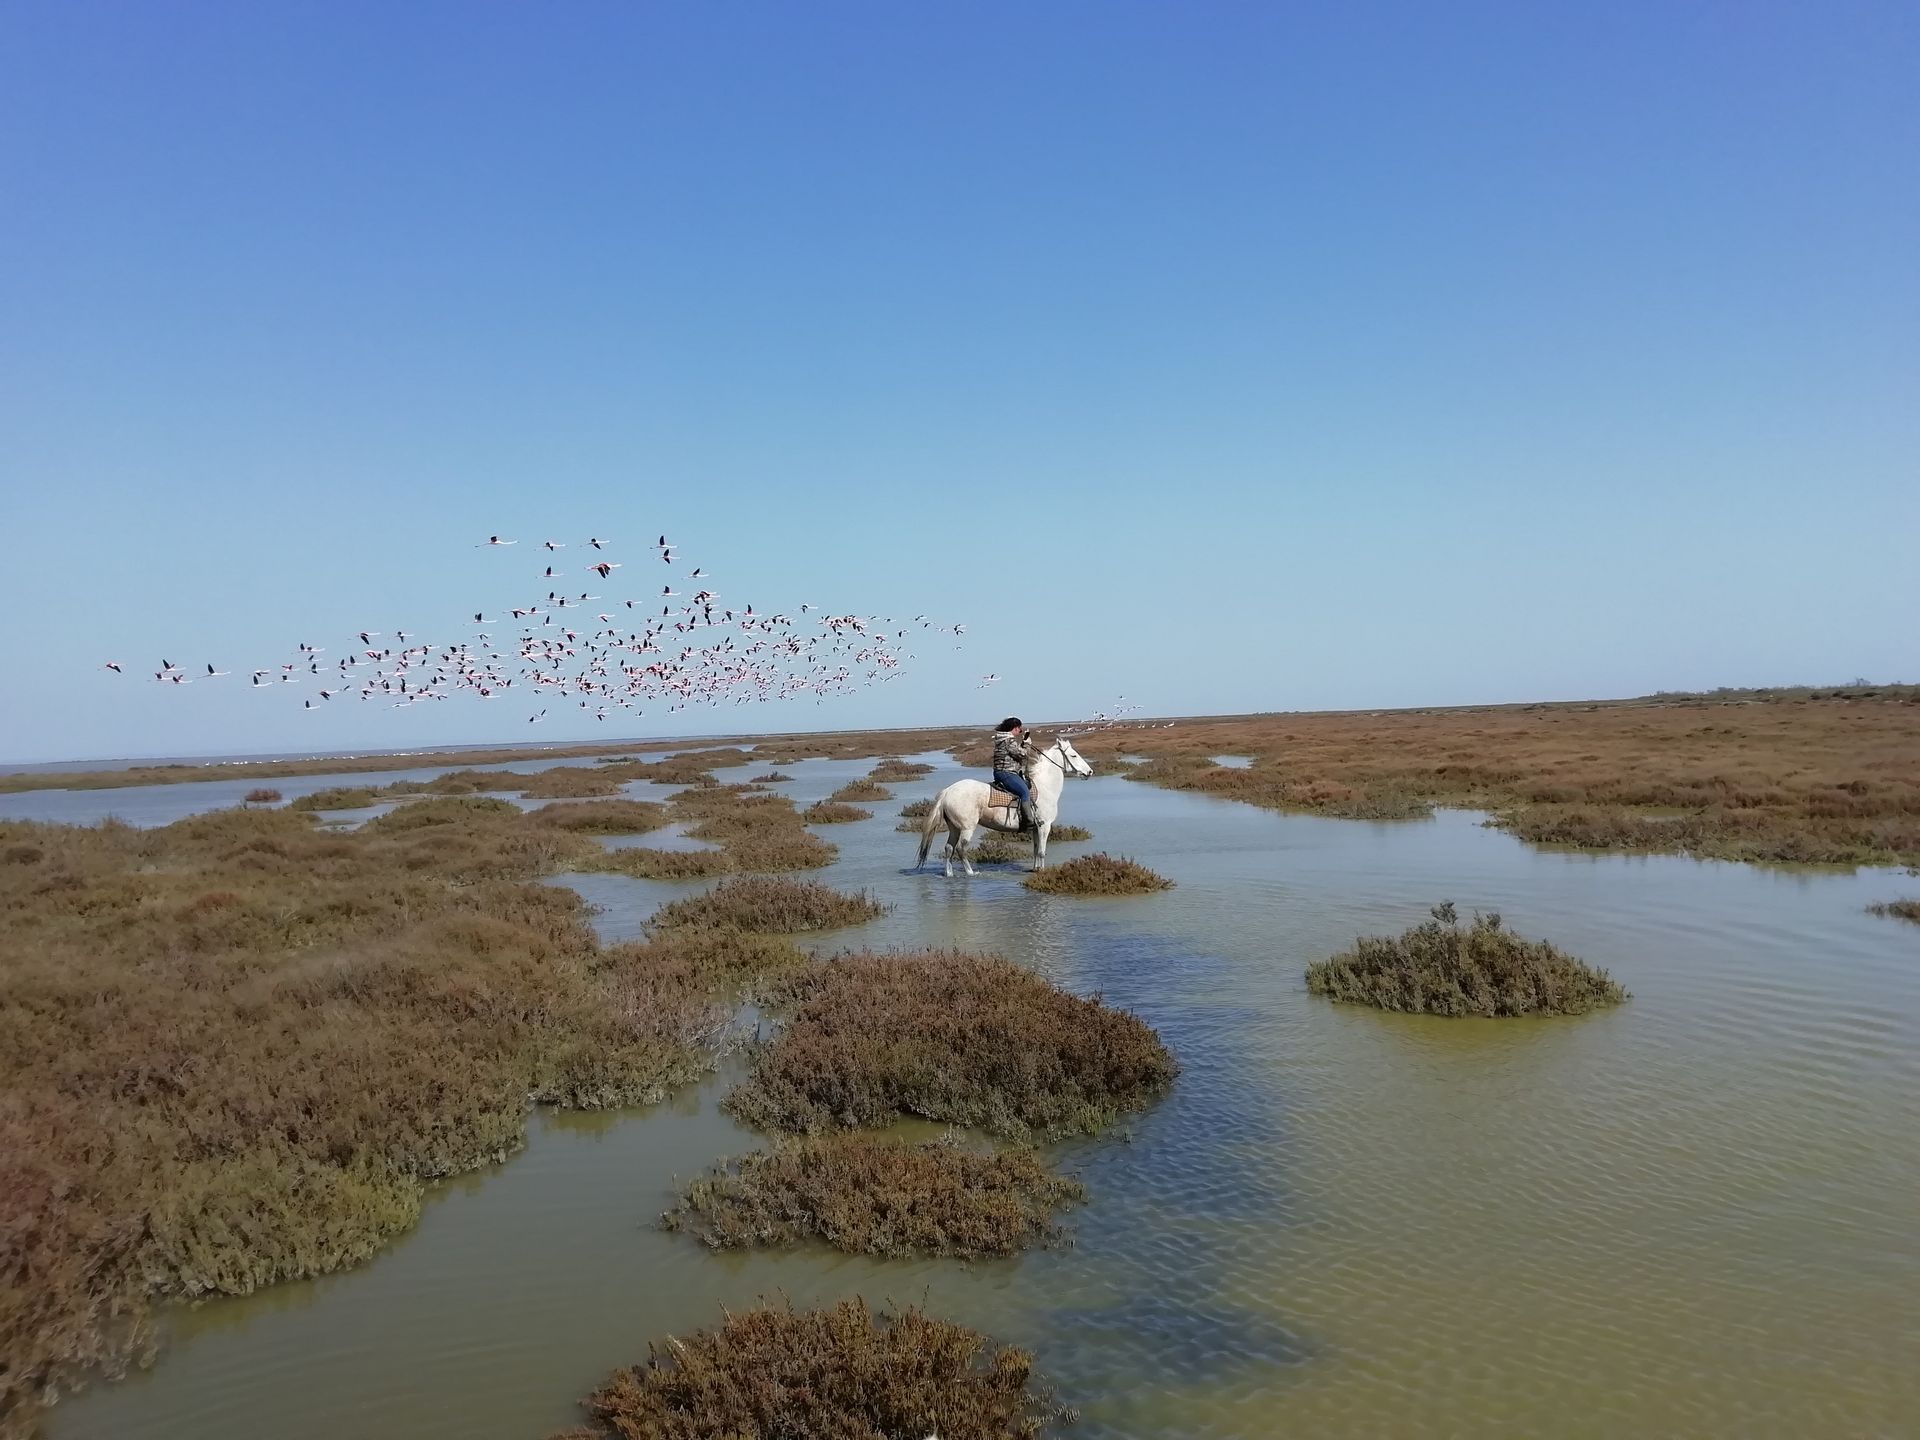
[1023,853,1172,896]
[869,759,935,782]
[802,801,872,824]
[1305,903,1629,1016]
[664,1134,1084,1258]
[726,951,1176,1138]
[650,876,886,934]
[288,785,391,811]
[552,1299,1066,1440]
[528,800,669,834]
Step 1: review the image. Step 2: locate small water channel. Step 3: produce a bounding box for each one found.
[35,751,1920,1438]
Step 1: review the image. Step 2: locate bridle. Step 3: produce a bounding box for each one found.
[1030,739,1089,781]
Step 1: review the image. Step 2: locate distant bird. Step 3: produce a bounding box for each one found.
[103,661,122,673]
[206,664,231,677]
[589,537,609,549]
[978,673,1000,687]
[528,709,547,724]
[477,535,518,546]
[542,539,566,550]
[591,562,619,578]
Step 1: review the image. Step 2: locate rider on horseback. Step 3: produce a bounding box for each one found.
[991,717,1040,831]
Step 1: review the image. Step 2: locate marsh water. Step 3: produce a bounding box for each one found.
[25,754,1920,1437]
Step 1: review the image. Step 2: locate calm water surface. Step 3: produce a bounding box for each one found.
[42,753,1920,1438]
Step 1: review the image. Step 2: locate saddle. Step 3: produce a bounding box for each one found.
[988,787,1019,808]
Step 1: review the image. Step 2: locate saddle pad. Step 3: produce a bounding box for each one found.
[988,788,1018,808]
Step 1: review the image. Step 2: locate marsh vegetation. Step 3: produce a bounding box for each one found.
[726,951,1176,1139]
[1866,898,1920,925]
[801,800,872,824]
[828,778,891,804]
[648,876,887,935]
[1305,903,1629,1017]
[550,1299,1065,1440]
[664,1134,1084,1258]
[0,794,817,1435]
[1057,693,1920,867]
[1023,853,1173,896]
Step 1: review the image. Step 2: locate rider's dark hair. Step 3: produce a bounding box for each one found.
[995,716,1023,732]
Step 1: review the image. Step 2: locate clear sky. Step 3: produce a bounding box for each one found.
[2,2,1915,763]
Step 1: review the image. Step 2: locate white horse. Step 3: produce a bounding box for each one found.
[916,737,1094,876]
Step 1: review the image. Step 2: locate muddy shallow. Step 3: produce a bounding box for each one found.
[39,751,1920,1438]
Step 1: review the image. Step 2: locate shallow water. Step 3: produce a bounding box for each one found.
[43,752,1920,1438]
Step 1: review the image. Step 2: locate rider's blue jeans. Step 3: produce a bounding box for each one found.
[992,770,1031,806]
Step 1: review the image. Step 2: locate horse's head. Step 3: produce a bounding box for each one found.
[1052,736,1095,778]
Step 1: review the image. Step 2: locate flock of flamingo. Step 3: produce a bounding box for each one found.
[105,534,978,725]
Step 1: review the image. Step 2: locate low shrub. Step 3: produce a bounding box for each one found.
[749,771,793,783]
[726,951,1176,1138]
[243,788,282,805]
[899,798,935,818]
[1024,853,1173,896]
[513,766,628,799]
[802,801,871,824]
[590,847,733,881]
[552,1299,1066,1440]
[664,1134,1084,1258]
[1047,823,1092,842]
[288,786,391,811]
[528,800,669,834]
[650,876,887,934]
[830,779,891,803]
[671,785,838,873]
[869,759,935,782]
[1867,898,1920,925]
[1305,903,1629,1017]
[967,834,1033,864]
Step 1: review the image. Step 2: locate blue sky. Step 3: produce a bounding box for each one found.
[2,2,1915,762]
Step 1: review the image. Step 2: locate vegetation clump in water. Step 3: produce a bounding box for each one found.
[829,778,890,803]
[1024,853,1173,896]
[727,951,1176,1138]
[288,784,398,811]
[898,798,934,818]
[869,758,936,782]
[749,771,793,783]
[242,787,281,805]
[664,1134,1084,1258]
[650,876,887,934]
[1867,898,1920,925]
[1047,823,1093,842]
[801,800,871,824]
[527,799,669,834]
[551,1299,1067,1440]
[1305,903,1629,1017]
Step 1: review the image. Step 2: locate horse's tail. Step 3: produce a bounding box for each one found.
[916,798,942,866]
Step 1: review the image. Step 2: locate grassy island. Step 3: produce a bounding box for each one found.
[1306,903,1628,1017]
[551,1299,1066,1440]
[665,1134,1084,1258]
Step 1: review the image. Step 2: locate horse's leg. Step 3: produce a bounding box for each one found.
[1034,820,1050,869]
[943,821,959,878]
[959,823,978,876]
